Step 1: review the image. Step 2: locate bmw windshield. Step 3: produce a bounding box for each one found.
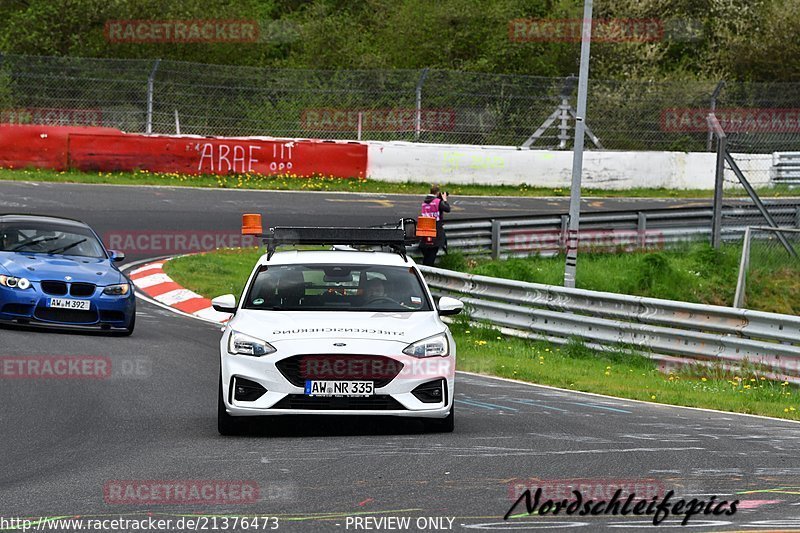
[0,222,106,258]
[243,264,432,312]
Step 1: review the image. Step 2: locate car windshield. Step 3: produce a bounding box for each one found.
[244,264,432,312]
[0,221,106,258]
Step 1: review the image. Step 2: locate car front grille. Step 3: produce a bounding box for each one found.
[34,307,98,324]
[40,281,96,297]
[70,283,96,297]
[270,394,405,411]
[41,281,68,295]
[275,354,404,388]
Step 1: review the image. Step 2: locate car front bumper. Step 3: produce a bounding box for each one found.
[0,284,135,331]
[220,339,455,418]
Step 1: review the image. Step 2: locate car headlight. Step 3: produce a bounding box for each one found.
[402,332,449,358]
[228,331,277,357]
[0,275,31,290]
[103,283,131,296]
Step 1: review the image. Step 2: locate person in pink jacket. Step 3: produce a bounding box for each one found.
[419,185,451,266]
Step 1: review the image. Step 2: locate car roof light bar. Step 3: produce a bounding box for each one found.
[265,221,417,261]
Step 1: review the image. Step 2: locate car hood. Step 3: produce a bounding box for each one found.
[0,252,123,285]
[230,310,444,344]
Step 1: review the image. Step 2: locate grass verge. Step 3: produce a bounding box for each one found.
[439,242,800,315]
[1,167,797,198]
[163,247,800,421]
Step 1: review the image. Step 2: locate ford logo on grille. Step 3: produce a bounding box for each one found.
[333,342,346,347]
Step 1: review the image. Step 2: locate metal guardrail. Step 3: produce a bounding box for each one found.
[775,152,800,185]
[420,266,800,382]
[442,202,800,258]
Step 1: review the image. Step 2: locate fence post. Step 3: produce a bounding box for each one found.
[796,206,800,229]
[733,226,751,308]
[563,0,593,288]
[146,59,161,134]
[491,219,501,260]
[637,211,647,249]
[415,68,429,141]
[560,215,569,253]
[706,80,725,151]
[711,121,726,248]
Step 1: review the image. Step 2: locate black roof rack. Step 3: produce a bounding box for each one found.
[264,218,416,261]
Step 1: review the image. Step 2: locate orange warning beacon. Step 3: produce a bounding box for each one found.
[416,216,437,239]
[241,213,263,236]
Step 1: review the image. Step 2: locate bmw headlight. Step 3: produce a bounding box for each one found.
[0,275,31,290]
[228,331,277,357]
[103,283,131,296]
[402,332,449,358]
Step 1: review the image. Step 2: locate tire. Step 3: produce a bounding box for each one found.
[423,405,455,433]
[218,374,245,436]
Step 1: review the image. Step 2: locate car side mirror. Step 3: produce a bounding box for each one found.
[212,294,237,313]
[108,250,125,263]
[437,296,463,316]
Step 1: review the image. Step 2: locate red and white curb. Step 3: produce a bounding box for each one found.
[128,259,230,323]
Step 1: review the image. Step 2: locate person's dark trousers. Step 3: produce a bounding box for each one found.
[421,246,439,266]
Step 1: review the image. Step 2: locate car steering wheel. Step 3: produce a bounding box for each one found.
[366,296,400,305]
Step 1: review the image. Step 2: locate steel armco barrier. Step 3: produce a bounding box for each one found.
[442,201,800,258]
[774,153,800,185]
[420,266,800,382]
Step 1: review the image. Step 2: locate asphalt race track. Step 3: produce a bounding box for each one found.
[0,181,763,260]
[2,181,800,532]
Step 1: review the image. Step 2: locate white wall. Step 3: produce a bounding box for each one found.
[366,141,774,190]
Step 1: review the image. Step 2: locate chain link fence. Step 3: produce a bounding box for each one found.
[1,53,799,152]
[734,227,800,312]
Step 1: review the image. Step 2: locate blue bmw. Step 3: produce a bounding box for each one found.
[0,214,136,335]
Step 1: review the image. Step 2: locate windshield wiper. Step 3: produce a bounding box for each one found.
[7,236,60,252]
[46,238,87,255]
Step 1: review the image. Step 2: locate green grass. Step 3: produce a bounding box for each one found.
[164,248,259,300]
[452,320,800,420]
[440,242,800,315]
[164,247,800,421]
[1,167,797,198]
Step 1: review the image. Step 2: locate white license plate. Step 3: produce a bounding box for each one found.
[304,380,374,397]
[49,298,91,310]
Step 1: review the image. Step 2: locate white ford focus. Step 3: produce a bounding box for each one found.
[212,221,462,435]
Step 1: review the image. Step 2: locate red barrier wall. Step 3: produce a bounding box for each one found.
[0,125,367,178]
[69,133,367,178]
[0,125,122,170]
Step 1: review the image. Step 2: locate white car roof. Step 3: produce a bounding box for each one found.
[258,249,418,267]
